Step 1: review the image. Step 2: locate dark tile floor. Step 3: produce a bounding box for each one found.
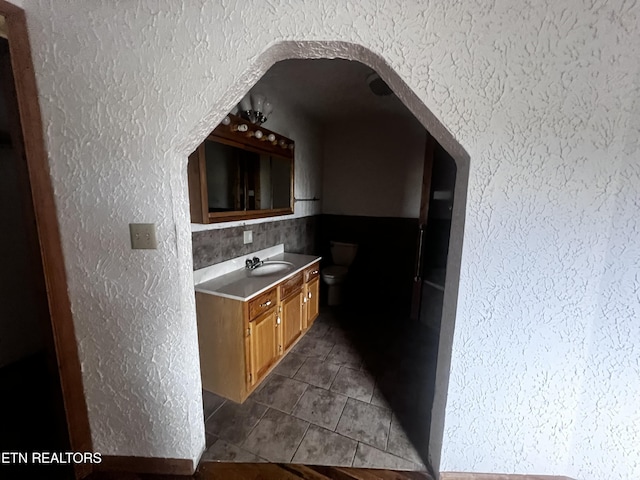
[201,306,439,472]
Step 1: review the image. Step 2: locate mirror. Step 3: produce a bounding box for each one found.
[188,115,294,224]
[204,141,292,212]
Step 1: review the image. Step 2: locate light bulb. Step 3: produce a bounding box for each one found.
[267,134,276,142]
[239,94,251,112]
[263,101,273,118]
[254,130,263,139]
[232,123,248,132]
[252,93,265,113]
[279,139,286,147]
[221,116,231,126]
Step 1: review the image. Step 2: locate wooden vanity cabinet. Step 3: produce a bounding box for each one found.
[195,293,254,403]
[196,266,318,403]
[303,262,320,329]
[279,273,304,351]
[247,307,279,387]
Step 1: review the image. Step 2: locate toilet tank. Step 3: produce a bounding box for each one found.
[330,241,358,266]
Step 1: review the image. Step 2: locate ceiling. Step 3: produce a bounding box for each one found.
[252,59,417,125]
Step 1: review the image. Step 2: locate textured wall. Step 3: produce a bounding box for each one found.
[569,90,640,479]
[192,216,318,270]
[323,115,425,218]
[22,0,639,477]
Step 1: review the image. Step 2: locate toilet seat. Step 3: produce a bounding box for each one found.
[321,265,348,280]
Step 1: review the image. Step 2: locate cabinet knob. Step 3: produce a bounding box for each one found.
[308,292,312,299]
[260,300,272,308]
[276,316,281,325]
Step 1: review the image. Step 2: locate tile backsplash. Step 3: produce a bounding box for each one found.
[192,216,318,270]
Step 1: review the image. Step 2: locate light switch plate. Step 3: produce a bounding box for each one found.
[129,223,157,249]
[243,230,253,244]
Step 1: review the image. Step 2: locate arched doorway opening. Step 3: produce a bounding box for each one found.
[182,41,470,475]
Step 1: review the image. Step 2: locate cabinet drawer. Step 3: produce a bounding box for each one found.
[305,263,320,283]
[248,287,277,320]
[280,272,303,300]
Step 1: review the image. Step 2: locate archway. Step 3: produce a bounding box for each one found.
[180,40,470,474]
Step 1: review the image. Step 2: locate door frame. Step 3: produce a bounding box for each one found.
[0,2,92,478]
[410,133,436,320]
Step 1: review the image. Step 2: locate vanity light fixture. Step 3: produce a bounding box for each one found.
[231,123,248,132]
[238,91,273,125]
[246,129,263,139]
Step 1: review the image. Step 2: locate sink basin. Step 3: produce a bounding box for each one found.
[249,261,294,277]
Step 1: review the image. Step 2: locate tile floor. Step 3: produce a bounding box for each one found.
[201,306,439,471]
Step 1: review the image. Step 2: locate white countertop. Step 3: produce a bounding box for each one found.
[195,252,321,301]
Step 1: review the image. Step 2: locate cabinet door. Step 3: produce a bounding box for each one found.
[281,291,303,351]
[248,308,278,386]
[306,277,320,326]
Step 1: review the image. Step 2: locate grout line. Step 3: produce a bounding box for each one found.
[377,444,422,470]
[289,382,309,413]
[321,424,363,443]
[207,399,227,420]
[364,391,374,404]
[253,398,298,417]
[332,394,349,432]
[289,357,305,378]
[326,365,340,391]
[335,428,389,453]
[327,365,342,392]
[238,404,270,450]
[355,435,423,471]
[351,442,360,467]
[331,397,396,454]
[289,421,311,463]
[384,411,393,451]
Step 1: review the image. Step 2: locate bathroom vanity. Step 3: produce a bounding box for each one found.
[194,247,320,403]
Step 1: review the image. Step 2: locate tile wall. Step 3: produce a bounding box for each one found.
[192,216,318,270]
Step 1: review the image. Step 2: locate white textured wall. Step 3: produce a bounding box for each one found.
[191,78,323,233]
[322,116,425,218]
[21,1,639,477]
[569,90,640,478]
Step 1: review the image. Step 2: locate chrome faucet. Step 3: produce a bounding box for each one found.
[245,257,262,270]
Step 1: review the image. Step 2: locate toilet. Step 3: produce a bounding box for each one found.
[321,241,358,306]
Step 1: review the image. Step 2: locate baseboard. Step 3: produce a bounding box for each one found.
[441,473,575,480]
[95,455,195,476]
